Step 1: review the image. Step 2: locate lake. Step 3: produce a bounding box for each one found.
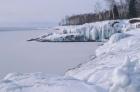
[0,29,101,78]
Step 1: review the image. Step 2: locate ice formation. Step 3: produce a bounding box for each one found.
[28,20,128,42]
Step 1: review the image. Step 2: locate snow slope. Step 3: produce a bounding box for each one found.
[29,20,128,42]
[66,28,140,92]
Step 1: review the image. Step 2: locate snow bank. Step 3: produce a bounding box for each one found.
[108,33,130,44]
[66,28,140,91]
[0,73,105,92]
[110,57,140,92]
[28,20,128,42]
[96,32,131,56]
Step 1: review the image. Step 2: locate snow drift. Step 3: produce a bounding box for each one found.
[110,57,140,92]
[28,20,128,42]
[0,73,105,92]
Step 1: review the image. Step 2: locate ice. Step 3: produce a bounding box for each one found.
[0,30,100,78]
[29,20,128,42]
[96,32,130,56]
[108,33,130,44]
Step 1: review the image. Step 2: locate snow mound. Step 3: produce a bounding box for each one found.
[108,33,130,44]
[28,20,128,42]
[96,32,131,56]
[110,56,140,92]
[0,73,105,92]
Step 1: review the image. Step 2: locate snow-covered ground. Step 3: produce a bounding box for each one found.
[0,73,106,92]
[0,30,100,78]
[66,28,140,92]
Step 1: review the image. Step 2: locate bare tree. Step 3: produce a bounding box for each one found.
[94,1,103,20]
[119,0,129,18]
[105,0,114,19]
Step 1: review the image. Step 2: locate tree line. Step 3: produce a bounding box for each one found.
[59,0,139,26]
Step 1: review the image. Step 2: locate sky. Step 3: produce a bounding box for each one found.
[0,0,98,27]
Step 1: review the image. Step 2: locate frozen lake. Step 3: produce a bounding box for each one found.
[0,29,101,78]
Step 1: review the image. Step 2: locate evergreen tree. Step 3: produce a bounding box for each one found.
[113,5,119,19]
[129,0,137,18]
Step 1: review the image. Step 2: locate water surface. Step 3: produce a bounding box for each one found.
[0,29,100,78]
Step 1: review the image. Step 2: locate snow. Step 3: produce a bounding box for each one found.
[66,28,140,91]
[108,33,130,44]
[0,73,106,92]
[29,20,128,42]
[110,57,140,92]
[96,32,131,56]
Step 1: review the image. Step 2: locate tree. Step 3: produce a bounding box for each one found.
[128,0,137,18]
[94,1,102,20]
[113,5,119,19]
[119,0,129,18]
[106,0,117,19]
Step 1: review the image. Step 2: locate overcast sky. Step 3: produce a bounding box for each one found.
[0,0,99,27]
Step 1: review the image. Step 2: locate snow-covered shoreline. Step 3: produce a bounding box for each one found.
[1,19,140,92]
[66,28,140,92]
[28,20,128,42]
